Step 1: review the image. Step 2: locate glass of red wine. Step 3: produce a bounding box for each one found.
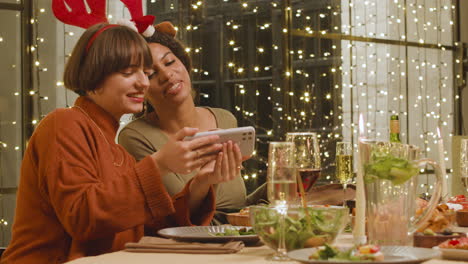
[286,132,321,196]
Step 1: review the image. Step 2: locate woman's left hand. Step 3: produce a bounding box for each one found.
[188,141,242,212]
[200,141,243,184]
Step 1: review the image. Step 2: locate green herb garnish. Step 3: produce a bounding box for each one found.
[214,227,255,236]
[309,244,357,260]
[364,152,418,185]
[309,244,377,261]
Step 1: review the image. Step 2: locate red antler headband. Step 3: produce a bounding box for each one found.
[119,0,155,37]
[117,0,177,38]
[52,0,157,51]
[52,0,108,28]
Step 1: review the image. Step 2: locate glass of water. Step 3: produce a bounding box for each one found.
[266,141,296,261]
[267,142,297,205]
[461,139,468,194]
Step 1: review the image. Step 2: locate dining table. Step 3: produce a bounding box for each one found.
[66,226,468,264]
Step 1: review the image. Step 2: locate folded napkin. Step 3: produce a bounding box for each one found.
[125,236,244,254]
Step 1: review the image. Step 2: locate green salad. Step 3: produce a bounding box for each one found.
[364,152,418,185]
[309,244,383,261]
[214,227,255,236]
[251,206,347,251]
[309,244,356,261]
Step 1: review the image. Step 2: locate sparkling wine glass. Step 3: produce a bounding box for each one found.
[267,142,297,205]
[286,132,321,196]
[266,142,296,261]
[461,139,468,194]
[335,142,353,206]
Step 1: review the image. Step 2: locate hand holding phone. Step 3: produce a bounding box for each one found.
[184,126,255,158]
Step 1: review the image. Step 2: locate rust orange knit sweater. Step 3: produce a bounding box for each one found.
[1,97,215,263]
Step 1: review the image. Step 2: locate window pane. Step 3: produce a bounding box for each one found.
[0,9,21,246]
[0,0,21,4]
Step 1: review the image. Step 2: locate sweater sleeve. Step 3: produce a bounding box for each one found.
[47,150,215,241]
[134,157,215,226]
[172,179,216,226]
[41,114,177,242]
[118,126,155,161]
[45,154,168,241]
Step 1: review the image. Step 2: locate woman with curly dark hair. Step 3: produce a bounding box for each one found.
[119,22,250,224]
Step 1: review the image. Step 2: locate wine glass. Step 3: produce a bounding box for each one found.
[266,141,295,261]
[285,132,321,196]
[461,139,468,194]
[335,142,353,206]
[267,142,297,205]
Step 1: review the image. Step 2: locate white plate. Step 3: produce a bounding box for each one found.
[157,226,260,244]
[433,246,468,261]
[287,246,440,264]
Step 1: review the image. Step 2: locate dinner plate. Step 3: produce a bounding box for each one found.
[287,246,440,264]
[157,226,260,244]
[433,246,468,261]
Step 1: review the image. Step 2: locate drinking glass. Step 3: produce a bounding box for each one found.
[267,142,297,205]
[335,142,353,206]
[286,132,321,194]
[266,142,296,261]
[461,139,468,194]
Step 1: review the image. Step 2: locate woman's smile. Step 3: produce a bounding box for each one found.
[165,82,183,96]
[128,93,145,103]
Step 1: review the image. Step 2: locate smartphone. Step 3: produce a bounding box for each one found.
[184,126,255,157]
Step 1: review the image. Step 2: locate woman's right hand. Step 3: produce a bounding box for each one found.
[152,127,223,175]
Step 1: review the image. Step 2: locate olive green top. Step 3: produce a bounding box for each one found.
[118,108,247,223]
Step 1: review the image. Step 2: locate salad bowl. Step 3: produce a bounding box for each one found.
[249,205,348,252]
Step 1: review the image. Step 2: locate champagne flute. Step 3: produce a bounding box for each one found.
[335,142,354,206]
[267,142,297,205]
[266,142,295,261]
[461,139,468,194]
[286,132,321,195]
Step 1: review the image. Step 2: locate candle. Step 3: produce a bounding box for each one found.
[437,127,448,201]
[354,114,367,245]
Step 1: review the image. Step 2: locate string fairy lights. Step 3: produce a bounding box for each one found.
[0,0,48,240]
[348,0,454,194]
[1,0,145,243]
[1,1,461,209]
[144,0,460,192]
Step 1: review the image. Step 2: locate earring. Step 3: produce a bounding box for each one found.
[143,100,148,113]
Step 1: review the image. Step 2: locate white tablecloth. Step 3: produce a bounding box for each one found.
[67,229,468,264]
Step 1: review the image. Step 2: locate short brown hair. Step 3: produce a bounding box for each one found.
[64,23,153,95]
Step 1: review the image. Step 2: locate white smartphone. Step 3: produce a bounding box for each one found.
[184,126,255,157]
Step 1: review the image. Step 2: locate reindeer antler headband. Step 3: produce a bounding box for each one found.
[52,0,177,52]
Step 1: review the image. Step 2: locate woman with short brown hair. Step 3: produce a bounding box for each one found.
[2,22,241,264]
[63,23,153,95]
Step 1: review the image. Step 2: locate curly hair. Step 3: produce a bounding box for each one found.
[140,30,194,115]
[145,31,192,74]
